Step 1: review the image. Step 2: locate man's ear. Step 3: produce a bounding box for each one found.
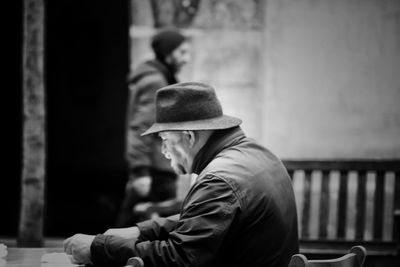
[164,54,172,65]
[183,130,196,148]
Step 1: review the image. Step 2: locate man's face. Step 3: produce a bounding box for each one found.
[159,131,191,175]
[165,41,191,72]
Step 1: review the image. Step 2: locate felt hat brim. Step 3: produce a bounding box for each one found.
[141,115,242,136]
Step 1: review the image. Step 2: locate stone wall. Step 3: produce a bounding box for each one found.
[262,0,400,158]
[129,0,400,159]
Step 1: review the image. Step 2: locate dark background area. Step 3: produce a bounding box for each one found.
[2,0,130,237]
[3,0,24,238]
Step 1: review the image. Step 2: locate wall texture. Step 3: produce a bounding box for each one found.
[130,0,400,159]
[262,0,400,158]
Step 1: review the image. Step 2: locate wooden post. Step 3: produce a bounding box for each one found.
[18,0,46,247]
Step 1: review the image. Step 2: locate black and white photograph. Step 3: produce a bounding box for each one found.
[2,0,400,266]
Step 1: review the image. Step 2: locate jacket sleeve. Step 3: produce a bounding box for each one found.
[136,215,179,241]
[125,75,167,176]
[91,235,139,267]
[90,175,241,267]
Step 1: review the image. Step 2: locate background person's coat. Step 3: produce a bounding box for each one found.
[115,59,179,228]
[126,59,177,177]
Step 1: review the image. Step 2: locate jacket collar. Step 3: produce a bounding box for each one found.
[191,126,245,174]
[147,59,178,84]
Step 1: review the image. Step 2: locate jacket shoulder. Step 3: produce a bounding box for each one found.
[129,61,165,82]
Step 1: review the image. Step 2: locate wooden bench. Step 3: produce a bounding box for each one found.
[283,159,400,257]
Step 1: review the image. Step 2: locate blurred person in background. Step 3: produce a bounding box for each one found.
[115,27,191,227]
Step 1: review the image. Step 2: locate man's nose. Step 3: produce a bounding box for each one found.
[184,53,191,64]
[161,142,171,159]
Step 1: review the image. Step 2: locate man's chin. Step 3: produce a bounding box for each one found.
[172,164,186,175]
[175,64,187,73]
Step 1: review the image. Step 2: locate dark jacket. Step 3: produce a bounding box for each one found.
[126,59,177,177]
[91,127,299,266]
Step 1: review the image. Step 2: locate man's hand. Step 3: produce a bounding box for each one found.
[133,202,153,213]
[127,175,152,197]
[103,226,140,239]
[63,234,95,264]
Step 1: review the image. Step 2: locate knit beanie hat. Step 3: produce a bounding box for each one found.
[151,28,186,61]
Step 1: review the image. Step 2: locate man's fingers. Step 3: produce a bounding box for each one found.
[67,254,76,264]
[104,228,115,235]
[63,237,70,251]
[69,249,80,264]
[63,236,73,254]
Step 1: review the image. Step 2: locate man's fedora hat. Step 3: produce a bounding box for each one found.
[141,82,242,136]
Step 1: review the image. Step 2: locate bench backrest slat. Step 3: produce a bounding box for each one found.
[319,171,330,239]
[337,171,348,239]
[355,171,366,240]
[302,170,312,238]
[284,160,400,172]
[373,171,385,240]
[394,171,400,242]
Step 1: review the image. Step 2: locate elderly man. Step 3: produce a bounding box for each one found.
[64,82,299,267]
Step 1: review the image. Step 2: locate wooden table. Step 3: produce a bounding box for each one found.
[0,247,138,267]
[0,247,70,267]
